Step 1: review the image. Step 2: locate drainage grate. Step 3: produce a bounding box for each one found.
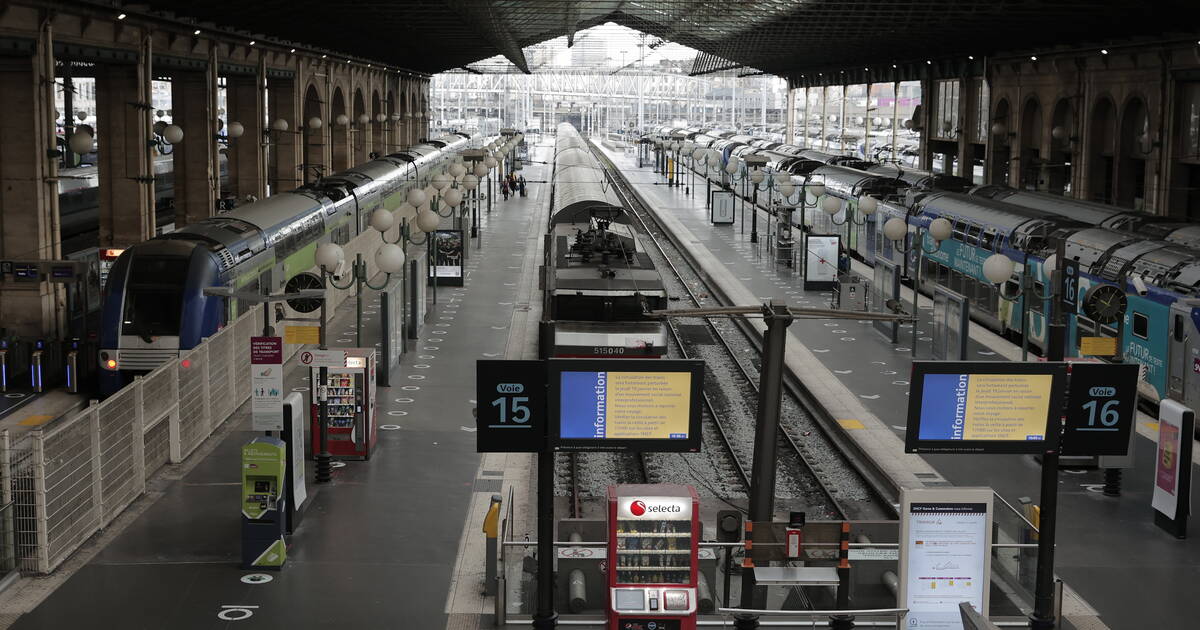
[473,478,503,493]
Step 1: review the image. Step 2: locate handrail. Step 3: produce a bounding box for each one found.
[718,607,907,617]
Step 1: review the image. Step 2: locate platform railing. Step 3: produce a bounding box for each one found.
[0,213,400,575]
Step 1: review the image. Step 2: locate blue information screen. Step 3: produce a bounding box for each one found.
[559,370,693,440]
[917,373,1054,442]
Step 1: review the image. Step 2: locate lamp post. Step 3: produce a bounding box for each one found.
[766,176,826,250]
[881,215,952,356]
[980,243,1066,630]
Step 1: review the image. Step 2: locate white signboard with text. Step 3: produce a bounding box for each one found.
[899,487,993,630]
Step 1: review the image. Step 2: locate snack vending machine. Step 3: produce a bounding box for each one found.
[608,484,700,630]
[309,349,378,459]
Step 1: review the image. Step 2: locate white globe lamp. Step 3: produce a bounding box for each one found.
[307,117,323,130]
[369,208,395,233]
[858,195,879,216]
[821,196,842,216]
[807,182,826,199]
[227,121,245,138]
[68,132,93,154]
[407,188,427,208]
[983,253,1016,285]
[336,114,349,126]
[750,169,765,184]
[1042,254,1058,278]
[442,187,463,208]
[431,172,451,191]
[484,155,498,170]
[473,162,488,178]
[883,217,908,242]
[357,113,370,125]
[928,217,953,242]
[462,173,479,191]
[375,244,406,274]
[163,124,184,144]
[271,118,289,132]
[415,209,440,232]
[315,242,344,271]
[449,162,466,178]
[778,182,796,198]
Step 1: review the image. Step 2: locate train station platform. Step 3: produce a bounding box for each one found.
[0,145,554,630]
[594,141,1199,630]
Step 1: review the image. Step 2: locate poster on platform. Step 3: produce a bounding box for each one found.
[1152,399,1194,522]
[899,487,993,630]
[250,336,284,431]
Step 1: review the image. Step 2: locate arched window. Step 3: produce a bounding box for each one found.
[1019,97,1043,190]
[1117,97,1150,210]
[1087,97,1116,203]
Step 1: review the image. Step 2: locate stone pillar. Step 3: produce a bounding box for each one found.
[0,28,63,337]
[226,71,266,201]
[267,76,300,194]
[172,67,217,227]
[785,85,796,146]
[95,54,154,247]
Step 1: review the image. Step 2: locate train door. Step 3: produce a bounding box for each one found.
[1167,299,1200,405]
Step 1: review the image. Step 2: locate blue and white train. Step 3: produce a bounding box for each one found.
[99,133,475,394]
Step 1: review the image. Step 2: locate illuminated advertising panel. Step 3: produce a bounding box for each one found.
[549,359,703,452]
[905,361,1066,454]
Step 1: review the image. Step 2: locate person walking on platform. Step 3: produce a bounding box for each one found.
[501,178,510,201]
[518,175,527,197]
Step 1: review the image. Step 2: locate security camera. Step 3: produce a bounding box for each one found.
[1131,274,1148,296]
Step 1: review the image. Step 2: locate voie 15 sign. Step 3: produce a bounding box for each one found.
[475,360,546,453]
[550,358,704,452]
[905,361,1067,454]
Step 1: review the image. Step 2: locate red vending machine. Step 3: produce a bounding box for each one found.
[309,349,378,459]
[607,484,699,630]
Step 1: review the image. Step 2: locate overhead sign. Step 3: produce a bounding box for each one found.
[299,349,346,368]
[905,361,1067,454]
[1059,258,1079,314]
[285,325,321,345]
[549,358,703,452]
[898,487,993,630]
[250,337,284,431]
[475,360,547,453]
[1152,399,1194,538]
[1061,362,1138,457]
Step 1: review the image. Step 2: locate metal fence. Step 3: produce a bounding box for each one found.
[0,303,301,575]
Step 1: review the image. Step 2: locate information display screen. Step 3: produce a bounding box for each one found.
[905,361,1066,454]
[549,359,703,452]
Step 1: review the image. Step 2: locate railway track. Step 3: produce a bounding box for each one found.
[590,141,895,521]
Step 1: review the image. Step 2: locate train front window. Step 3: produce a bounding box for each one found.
[122,257,188,339]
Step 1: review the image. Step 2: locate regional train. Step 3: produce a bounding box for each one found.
[541,123,668,358]
[98,132,475,394]
[645,124,1200,408]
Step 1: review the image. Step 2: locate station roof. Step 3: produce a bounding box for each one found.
[129,0,1195,80]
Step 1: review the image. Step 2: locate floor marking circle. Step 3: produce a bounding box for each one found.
[380,424,402,430]
[414,364,430,369]
[386,411,408,417]
[430,338,444,342]
[433,330,447,335]
[5,393,26,399]
[291,387,309,392]
[241,574,273,584]
[337,338,351,343]
[331,462,346,469]
[419,355,436,359]
[893,380,909,386]
[423,346,439,351]
[408,374,426,380]
[840,337,856,341]
[394,397,413,403]
[832,329,847,334]
[402,386,420,391]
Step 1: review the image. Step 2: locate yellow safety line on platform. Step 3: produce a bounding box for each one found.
[18,414,55,426]
[836,419,865,430]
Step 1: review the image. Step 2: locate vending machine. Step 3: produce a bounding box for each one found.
[309,349,378,459]
[608,484,700,630]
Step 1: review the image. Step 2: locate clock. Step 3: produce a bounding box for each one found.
[1082,284,1127,325]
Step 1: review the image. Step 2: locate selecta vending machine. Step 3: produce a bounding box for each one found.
[309,348,378,459]
[608,484,700,630]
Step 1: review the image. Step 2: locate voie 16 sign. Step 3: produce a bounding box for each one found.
[1060,361,1139,457]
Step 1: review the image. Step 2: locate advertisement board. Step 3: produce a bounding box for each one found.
[898,487,993,630]
[549,358,704,452]
[905,361,1067,454]
[428,229,464,287]
[804,234,840,291]
[710,190,735,224]
[1152,398,1193,537]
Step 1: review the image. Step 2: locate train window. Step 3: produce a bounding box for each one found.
[1132,312,1149,339]
[966,225,982,247]
[1004,280,1020,297]
[1176,314,1185,342]
[980,231,996,250]
[1100,324,1118,337]
[1077,315,1096,336]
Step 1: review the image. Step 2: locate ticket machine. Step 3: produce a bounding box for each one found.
[241,437,287,569]
[608,484,699,630]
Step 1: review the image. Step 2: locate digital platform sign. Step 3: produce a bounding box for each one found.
[549,359,703,452]
[905,361,1066,454]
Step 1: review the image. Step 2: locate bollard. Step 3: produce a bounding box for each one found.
[567,568,587,613]
[66,340,79,394]
[697,571,715,613]
[482,493,502,596]
[31,340,44,392]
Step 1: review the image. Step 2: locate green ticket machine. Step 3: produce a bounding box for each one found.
[241,437,287,569]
